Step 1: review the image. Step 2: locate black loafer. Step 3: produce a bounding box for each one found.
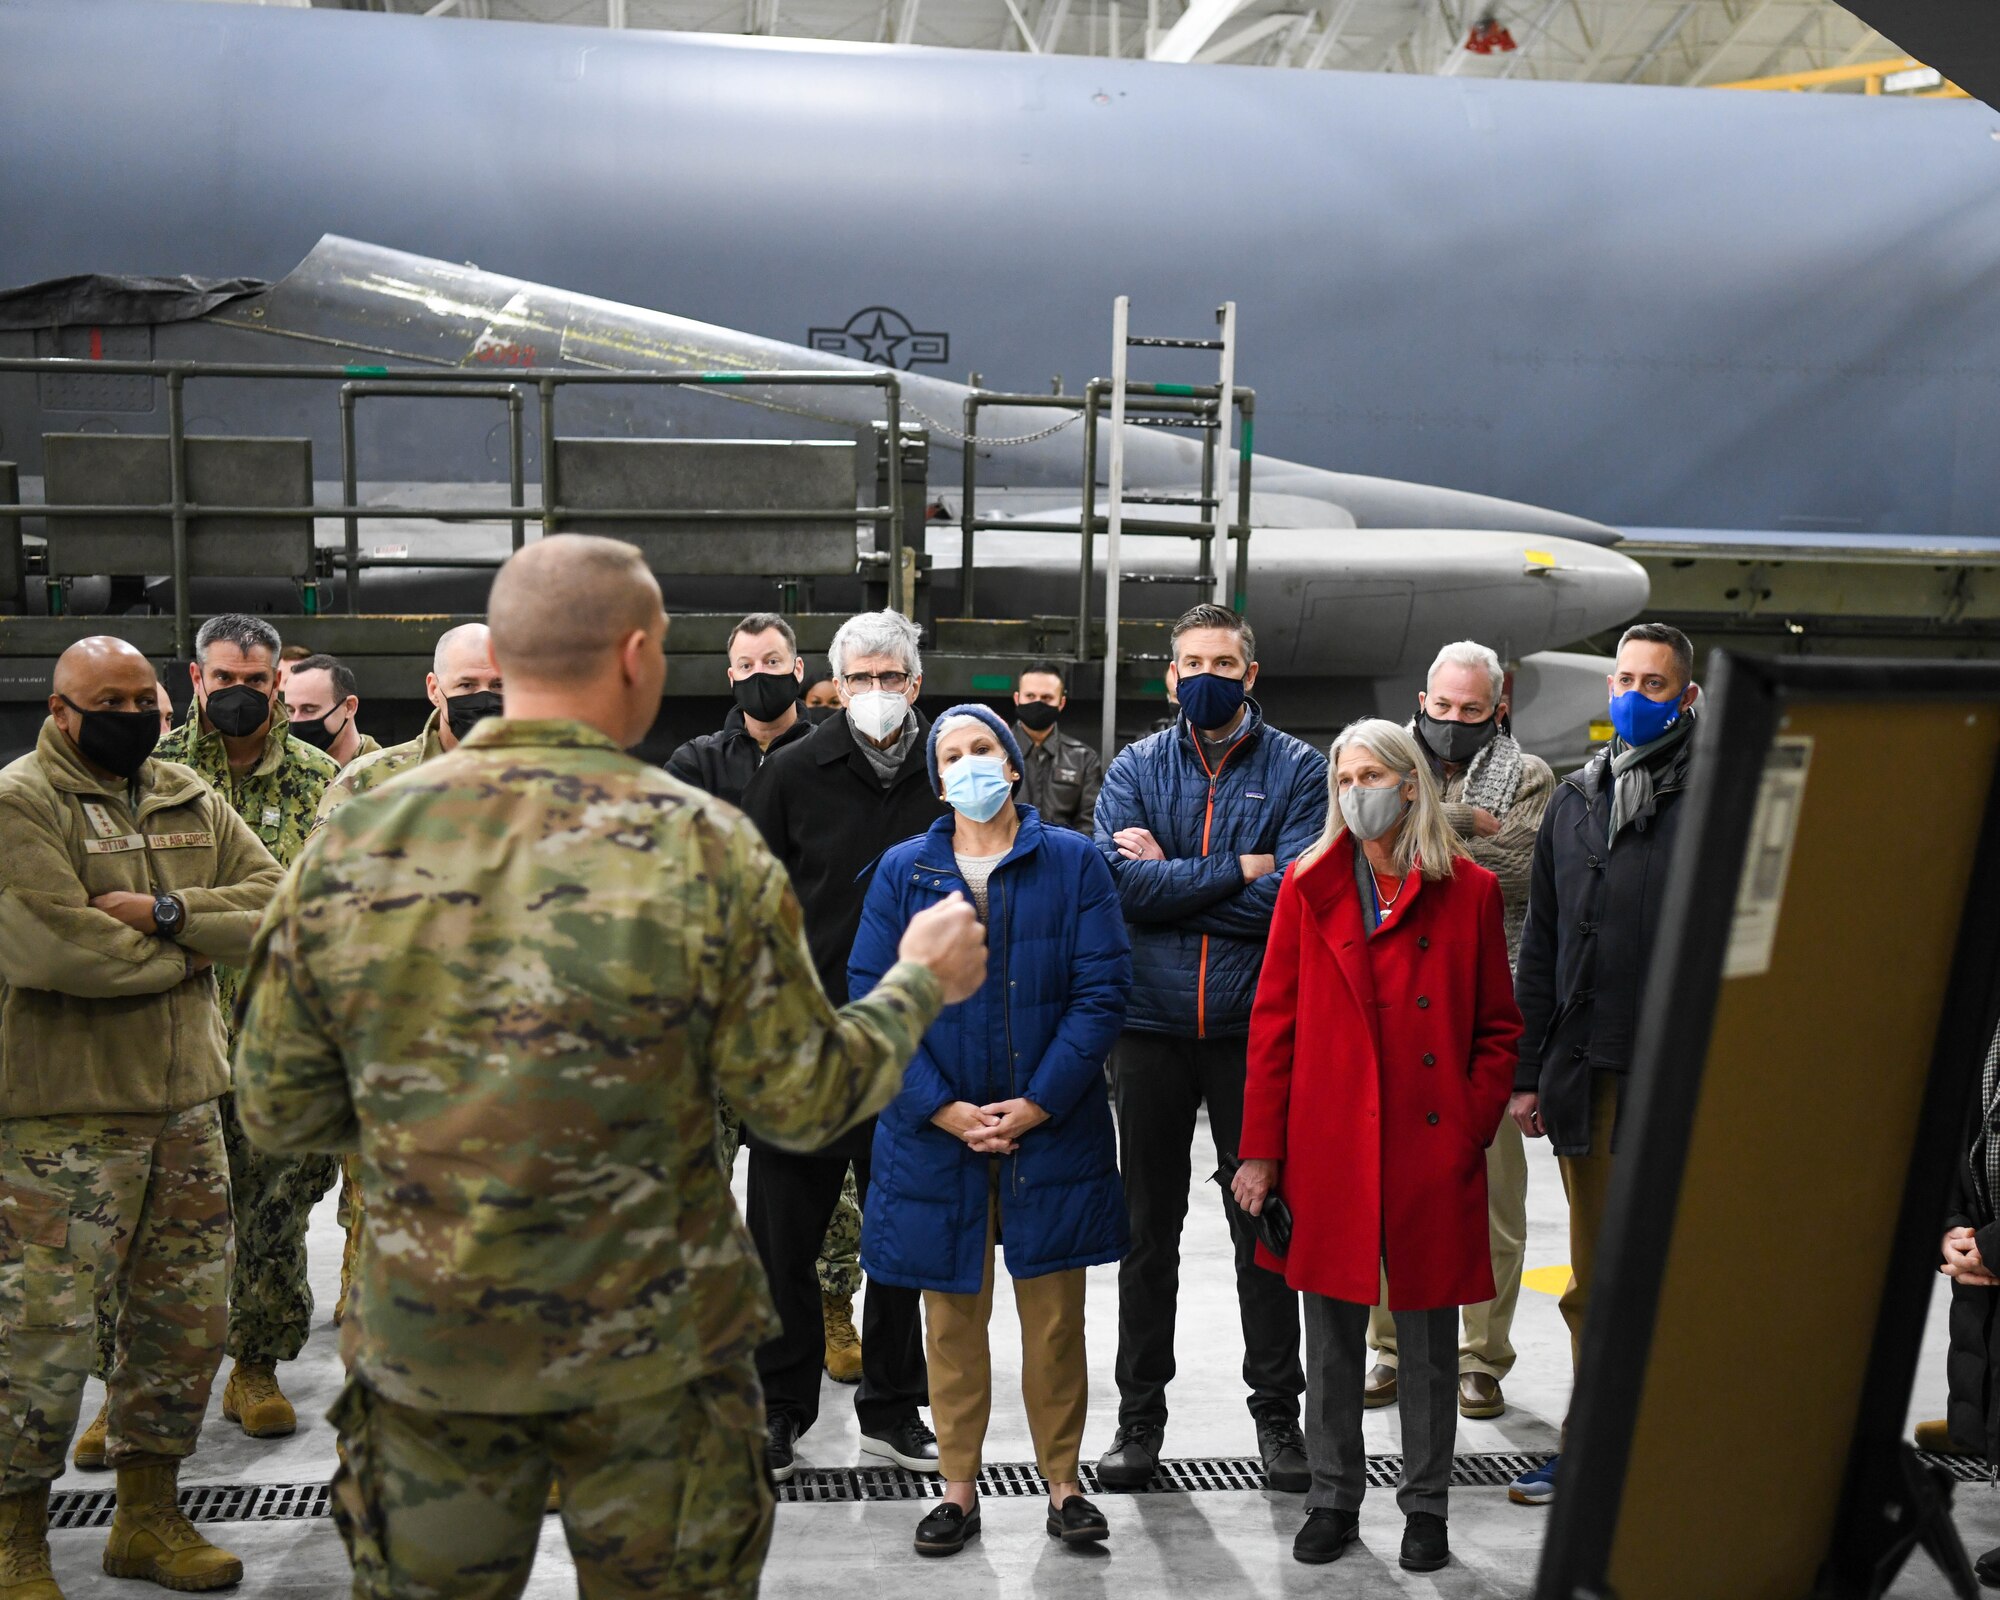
[764,1413,799,1486]
[1400,1511,1449,1572]
[1095,1424,1164,1490]
[1976,1544,2000,1588]
[914,1501,980,1556]
[1047,1494,1109,1545]
[1294,1507,1360,1564]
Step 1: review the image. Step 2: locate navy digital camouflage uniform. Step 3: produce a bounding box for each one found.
[233,718,946,1599]
[118,706,341,1371]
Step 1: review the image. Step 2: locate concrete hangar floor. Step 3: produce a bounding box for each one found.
[43,1118,1979,1598]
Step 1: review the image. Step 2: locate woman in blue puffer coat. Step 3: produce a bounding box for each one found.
[850,703,1131,1560]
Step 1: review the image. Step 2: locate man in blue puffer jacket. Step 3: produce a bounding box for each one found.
[1091,604,1330,1493]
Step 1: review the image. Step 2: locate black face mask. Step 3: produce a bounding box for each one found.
[203,683,271,739]
[59,696,160,780]
[1417,708,1500,766]
[445,689,503,742]
[1015,700,1061,733]
[731,671,799,724]
[289,707,347,752]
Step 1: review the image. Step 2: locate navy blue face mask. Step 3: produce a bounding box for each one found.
[1175,671,1248,732]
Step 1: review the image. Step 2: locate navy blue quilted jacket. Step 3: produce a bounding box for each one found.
[849,808,1131,1293]
[1093,702,1329,1038]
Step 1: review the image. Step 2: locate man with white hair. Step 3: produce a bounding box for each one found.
[1362,641,1554,1423]
[739,609,950,1482]
[313,621,504,1330]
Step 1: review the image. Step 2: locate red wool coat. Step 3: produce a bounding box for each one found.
[1241,835,1523,1310]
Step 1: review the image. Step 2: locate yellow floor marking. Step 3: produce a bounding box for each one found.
[1521,1264,1573,1296]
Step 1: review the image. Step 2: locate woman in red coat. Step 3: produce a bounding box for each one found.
[1232,717,1521,1575]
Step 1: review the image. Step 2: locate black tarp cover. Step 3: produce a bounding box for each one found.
[0,273,267,331]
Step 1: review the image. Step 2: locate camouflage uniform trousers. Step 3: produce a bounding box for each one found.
[0,1103,230,1492]
[91,1091,339,1375]
[329,1360,773,1600]
[715,1097,860,1301]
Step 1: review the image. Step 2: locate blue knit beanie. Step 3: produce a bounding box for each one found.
[925,703,1026,794]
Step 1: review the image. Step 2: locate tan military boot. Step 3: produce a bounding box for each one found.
[0,1485,65,1600]
[72,1401,110,1472]
[823,1292,863,1385]
[220,1362,295,1440]
[101,1461,242,1592]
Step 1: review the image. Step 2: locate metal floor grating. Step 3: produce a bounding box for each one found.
[784,1452,1562,1502]
[45,1453,1980,1525]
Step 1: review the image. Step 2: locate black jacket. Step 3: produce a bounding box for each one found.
[1016,722,1103,834]
[664,705,825,809]
[1946,1093,2000,1462]
[1513,732,1693,1156]
[738,708,950,1160]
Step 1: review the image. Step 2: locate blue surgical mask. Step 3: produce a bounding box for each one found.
[943,755,1013,823]
[1609,688,1683,748]
[1175,671,1248,732]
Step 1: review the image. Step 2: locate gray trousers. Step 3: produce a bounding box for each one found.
[1303,1294,1458,1517]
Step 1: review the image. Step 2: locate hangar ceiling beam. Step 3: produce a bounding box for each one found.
[998,0,1043,51]
[1300,0,1362,70]
[1272,11,1316,66]
[1196,12,1302,62]
[1497,0,1568,77]
[1622,1,1695,81]
[1683,0,1780,86]
[1149,0,1255,63]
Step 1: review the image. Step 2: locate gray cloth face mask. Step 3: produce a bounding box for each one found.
[1339,778,1411,841]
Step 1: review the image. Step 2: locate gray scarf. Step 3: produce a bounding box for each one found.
[1408,718,1526,817]
[1608,713,1694,846]
[1462,730,1526,816]
[857,709,919,787]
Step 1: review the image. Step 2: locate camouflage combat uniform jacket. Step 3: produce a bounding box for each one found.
[0,719,282,1118]
[233,718,945,1414]
[157,705,338,1026]
[314,711,446,822]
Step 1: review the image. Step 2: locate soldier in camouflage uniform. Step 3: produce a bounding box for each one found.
[0,635,282,1595]
[311,622,503,1330]
[80,615,341,1456]
[234,536,986,1599]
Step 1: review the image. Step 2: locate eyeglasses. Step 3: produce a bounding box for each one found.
[841,671,911,693]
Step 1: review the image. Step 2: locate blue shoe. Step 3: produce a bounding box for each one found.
[1508,1455,1557,1505]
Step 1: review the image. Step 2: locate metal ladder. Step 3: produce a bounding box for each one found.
[1099,298,1239,761]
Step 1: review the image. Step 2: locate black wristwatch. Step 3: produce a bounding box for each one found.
[152,893,186,942]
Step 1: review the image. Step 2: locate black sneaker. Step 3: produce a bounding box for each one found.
[1046,1493,1110,1546]
[1400,1511,1449,1572]
[914,1500,980,1556]
[765,1413,799,1485]
[1293,1508,1360,1564]
[1094,1423,1164,1490]
[1256,1415,1310,1494]
[860,1416,941,1473]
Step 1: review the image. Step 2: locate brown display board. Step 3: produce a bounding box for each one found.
[1537,656,2000,1600]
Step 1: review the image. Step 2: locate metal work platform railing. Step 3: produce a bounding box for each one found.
[0,357,911,656]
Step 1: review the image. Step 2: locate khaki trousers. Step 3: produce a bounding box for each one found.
[1368,1116,1529,1379]
[1555,1071,1621,1447]
[921,1173,1088,1483]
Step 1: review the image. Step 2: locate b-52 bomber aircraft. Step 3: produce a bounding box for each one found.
[0,235,1645,758]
